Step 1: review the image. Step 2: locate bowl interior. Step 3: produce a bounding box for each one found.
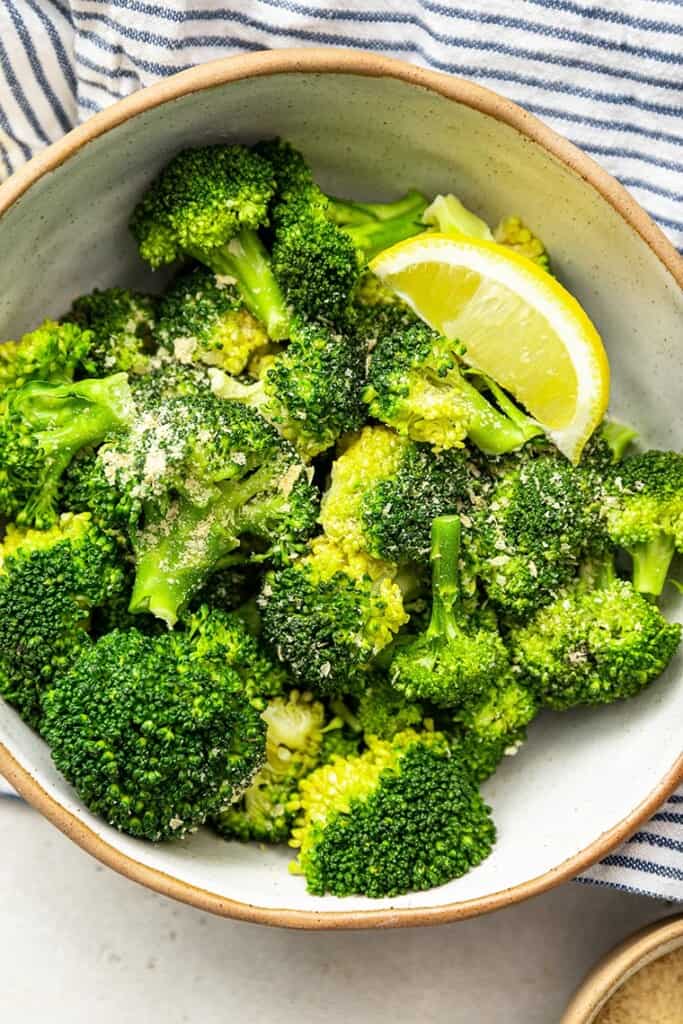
[0,66,681,920]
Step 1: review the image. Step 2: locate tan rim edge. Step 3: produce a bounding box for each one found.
[0,48,681,930]
[561,913,683,1023]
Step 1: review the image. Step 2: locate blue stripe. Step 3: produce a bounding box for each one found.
[652,811,683,824]
[74,27,195,76]
[75,52,139,81]
[77,74,127,103]
[521,99,683,148]
[0,93,30,162]
[77,95,103,114]
[576,875,676,902]
[619,176,683,203]
[0,144,13,179]
[0,789,23,802]
[96,0,683,95]
[523,0,683,35]
[5,0,72,132]
[582,141,683,176]
[631,830,683,855]
[46,0,73,25]
[0,38,50,146]
[600,853,683,882]
[669,795,683,804]
[24,0,78,96]
[73,8,683,140]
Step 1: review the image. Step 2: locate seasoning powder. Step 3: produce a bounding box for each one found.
[596,947,683,1023]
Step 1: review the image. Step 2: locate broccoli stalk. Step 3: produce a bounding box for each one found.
[327,190,429,260]
[390,516,509,705]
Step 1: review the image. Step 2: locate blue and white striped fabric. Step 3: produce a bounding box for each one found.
[0,0,682,899]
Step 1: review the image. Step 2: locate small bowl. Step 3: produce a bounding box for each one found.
[562,913,683,1023]
[0,48,681,928]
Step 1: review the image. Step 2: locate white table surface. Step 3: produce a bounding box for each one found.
[0,796,676,1023]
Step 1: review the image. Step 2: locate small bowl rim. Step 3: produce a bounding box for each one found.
[0,47,682,930]
[561,912,683,1023]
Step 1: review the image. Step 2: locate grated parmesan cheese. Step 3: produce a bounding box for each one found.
[596,947,683,1023]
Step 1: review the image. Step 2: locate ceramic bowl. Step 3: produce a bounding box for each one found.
[562,913,683,1022]
[0,49,681,929]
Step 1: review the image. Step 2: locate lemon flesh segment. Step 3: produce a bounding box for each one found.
[370,234,610,462]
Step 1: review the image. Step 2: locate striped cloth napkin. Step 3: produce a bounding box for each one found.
[0,0,681,899]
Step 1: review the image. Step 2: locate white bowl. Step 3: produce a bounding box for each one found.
[0,49,681,929]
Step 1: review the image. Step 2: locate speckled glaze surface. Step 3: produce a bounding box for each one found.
[0,49,681,929]
[562,914,683,1023]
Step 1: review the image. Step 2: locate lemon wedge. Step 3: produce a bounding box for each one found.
[370,233,609,462]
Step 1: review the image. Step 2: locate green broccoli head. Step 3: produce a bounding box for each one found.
[364,320,541,455]
[96,388,318,626]
[454,674,538,782]
[320,425,473,564]
[213,690,326,843]
[156,265,269,376]
[604,450,683,596]
[0,319,94,390]
[184,604,288,703]
[390,516,509,706]
[356,675,425,740]
[472,452,604,619]
[0,513,126,728]
[259,537,409,697]
[0,372,135,529]
[210,318,366,460]
[290,729,495,898]
[510,556,681,709]
[130,144,290,340]
[66,288,158,376]
[42,627,266,841]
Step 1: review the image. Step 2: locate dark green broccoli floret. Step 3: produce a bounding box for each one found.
[189,564,262,615]
[320,425,473,564]
[289,729,495,898]
[95,388,318,626]
[130,144,290,340]
[510,554,681,709]
[453,674,538,782]
[210,318,366,460]
[356,675,425,740]
[42,628,266,841]
[319,721,363,763]
[603,450,683,596]
[213,690,325,843]
[390,516,509,706]
[364,320,542,455]
[156,265,269,375]
[65,288,158,376]
[581,419,638,472]
[184,604,288,702]
[259,537,409,697]
[61,447,138,547]
[0,319,93,390]
[0,372,135,528]
[0,514,126,728]
[472,451,603,619]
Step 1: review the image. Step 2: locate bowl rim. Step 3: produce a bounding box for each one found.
[0,46,681,930]
[561,912,683,1023]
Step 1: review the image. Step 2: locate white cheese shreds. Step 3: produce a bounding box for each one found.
[596,947,683,1024]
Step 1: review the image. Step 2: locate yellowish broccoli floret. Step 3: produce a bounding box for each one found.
[494,216,551,271]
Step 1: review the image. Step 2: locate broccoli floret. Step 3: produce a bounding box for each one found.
[42,628,266,841]
[581,419,638,472]
[0,319,93,390]
[510,554,681,709]
[61,447,138,548]
[603,450,683,596]
[0,513,126,728]
[0,372,135,528]
[289,729,495,898]
[494,216,552,272]
[97,389,318,626]
[390,516,509,706]
[319,721,363,763]
[356,675,425,740]
[156,266,269,375]
[130,144,290,340]
[66,288,158,376]
[210,318,366,460]
[472,452,603,619]
[184,604,288,702]
[189,565,261,615]
[319,425,473,564]
[454,675,538,782]
[213,690,325,843]
[364,321,542,454]
[259,536,409,696]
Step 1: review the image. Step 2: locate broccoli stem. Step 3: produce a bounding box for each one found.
[460,374,542,455]
[600,420,638,463]
[630,534,676,597]
[342,215,427,261]
[209,369,266,413]
[428,516,462,641]
[189,228,291,341]
[579,552,617,590]
[327,191,428,226]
